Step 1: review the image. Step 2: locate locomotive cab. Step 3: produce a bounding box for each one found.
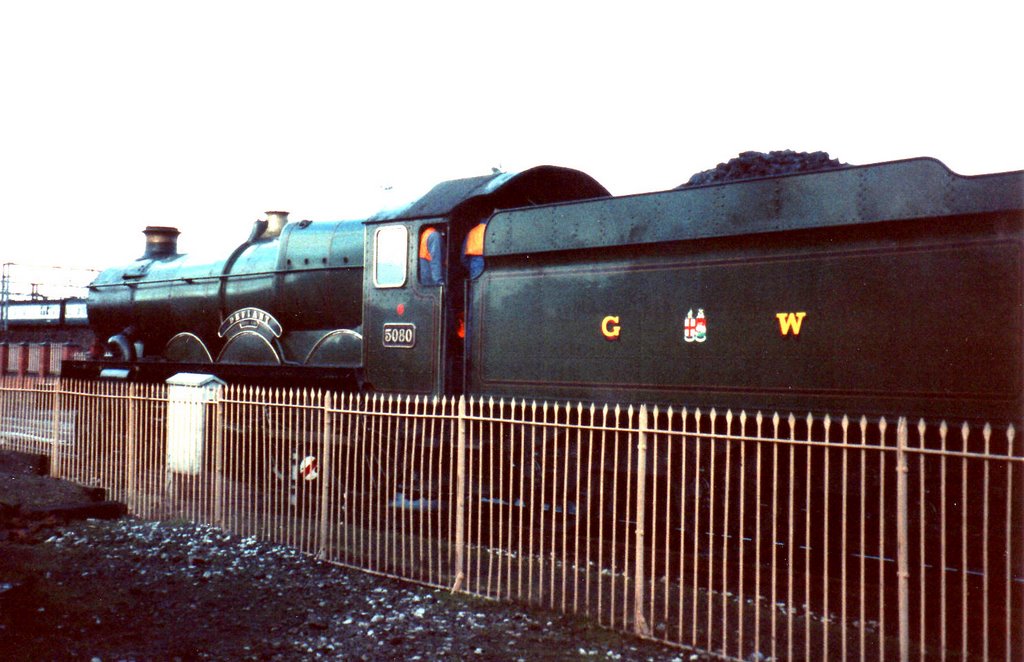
[361,219,451,394]
[361,166,610,395]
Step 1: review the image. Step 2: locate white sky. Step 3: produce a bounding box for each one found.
[1,1,1021,288]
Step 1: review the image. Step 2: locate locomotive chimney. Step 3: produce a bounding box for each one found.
[142,226,180,259]
[263,211,289,239]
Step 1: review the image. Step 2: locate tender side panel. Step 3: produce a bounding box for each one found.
[472,215,1023,419]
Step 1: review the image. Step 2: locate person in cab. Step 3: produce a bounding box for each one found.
[461,219,487,279]
[419,225,445,285]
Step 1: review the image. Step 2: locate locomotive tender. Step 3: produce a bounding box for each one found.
[73,157,1024,422]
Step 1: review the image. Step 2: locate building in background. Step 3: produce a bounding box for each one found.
[1,263,97,364]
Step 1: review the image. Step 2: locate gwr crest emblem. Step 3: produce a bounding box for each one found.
[684,309,707,343]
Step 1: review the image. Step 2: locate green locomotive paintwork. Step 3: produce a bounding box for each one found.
[465,159,1023,420]
[88,217,365,367]
[75,158,1024,421]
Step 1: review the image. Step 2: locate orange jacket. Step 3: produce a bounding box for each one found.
[419,227,438,260]
[464,223,486,256]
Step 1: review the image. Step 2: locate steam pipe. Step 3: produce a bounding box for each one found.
[107,332,136,361]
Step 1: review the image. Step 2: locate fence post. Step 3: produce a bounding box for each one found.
[634,404,651,636]
[49,379,63,478]
[318,391,332,559]
[452,395,467,592]
[213,386,225,529]
[896,417,910,662]
[125,383,137,513]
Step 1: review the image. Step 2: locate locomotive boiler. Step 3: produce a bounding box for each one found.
[80,165,610,388]
[73,156,1024,422]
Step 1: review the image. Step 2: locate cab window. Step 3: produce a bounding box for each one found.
[374,226,408,288]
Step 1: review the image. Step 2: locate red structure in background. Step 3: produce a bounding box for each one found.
[0,342,84,378]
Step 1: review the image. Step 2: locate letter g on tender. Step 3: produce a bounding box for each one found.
[601,315,621,340]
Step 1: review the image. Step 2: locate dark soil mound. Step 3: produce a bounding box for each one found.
[0,451,125,543]
[0,450,688,660]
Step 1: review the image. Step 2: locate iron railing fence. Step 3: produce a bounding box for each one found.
[0,377,63,457]
[0,376,1020,661]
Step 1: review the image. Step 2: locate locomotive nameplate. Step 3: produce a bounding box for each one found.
[219,307,283,339]
[382,323,416,349]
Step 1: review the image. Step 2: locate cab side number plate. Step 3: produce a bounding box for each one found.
[383,323,416,348]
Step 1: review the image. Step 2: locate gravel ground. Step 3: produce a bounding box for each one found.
[0,451,698,661]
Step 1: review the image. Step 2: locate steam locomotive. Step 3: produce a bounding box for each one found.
[70,156,1024,422]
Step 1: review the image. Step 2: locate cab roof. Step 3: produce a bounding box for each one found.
[365,165,610,223]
